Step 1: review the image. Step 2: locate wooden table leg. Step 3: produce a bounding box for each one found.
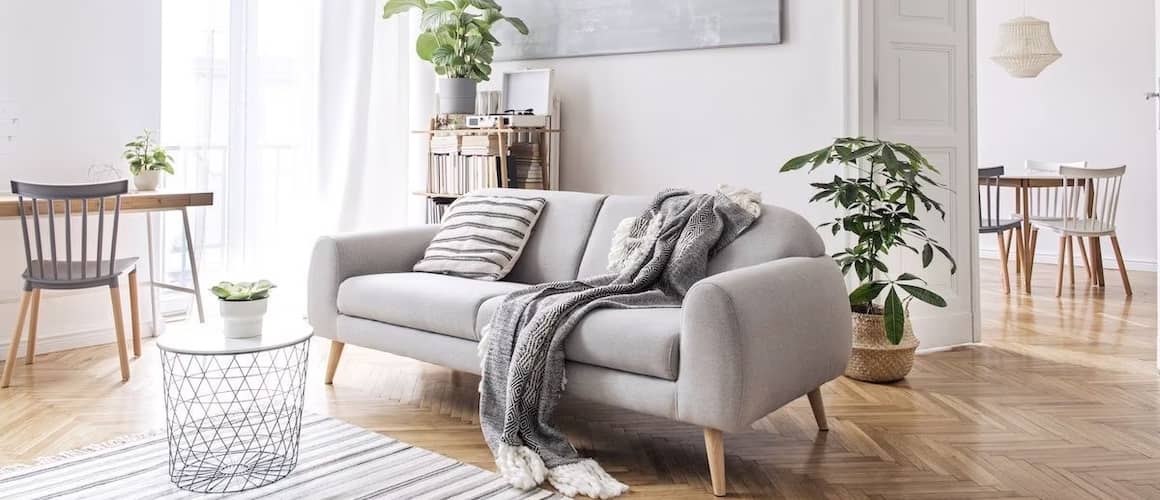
[1019,185,1032,281]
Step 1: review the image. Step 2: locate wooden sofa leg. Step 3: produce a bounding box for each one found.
[807,388,829,431]
[703,428,726,496]
[325,341,345,384]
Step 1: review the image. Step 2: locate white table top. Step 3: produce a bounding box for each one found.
[156,319,313,355]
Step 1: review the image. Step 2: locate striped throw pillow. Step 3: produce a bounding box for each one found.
[413,194,547,280]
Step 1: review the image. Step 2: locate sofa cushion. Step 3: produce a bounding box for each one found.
[577,195,826,278]
[338,273,525,341]
[470,188,607,284]
[476,296,681,380]
[413,194,547,280]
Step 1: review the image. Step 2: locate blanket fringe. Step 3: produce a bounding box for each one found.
[717,184,763,218]
[548,459,630,499]
[496,443,548,490]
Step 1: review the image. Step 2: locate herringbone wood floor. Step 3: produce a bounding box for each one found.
[0,260,1156,499]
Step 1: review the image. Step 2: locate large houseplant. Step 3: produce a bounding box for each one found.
[782,137,956,382]
[383,0,528,114]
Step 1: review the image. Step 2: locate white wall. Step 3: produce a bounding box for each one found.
[492,0,848,226]
[976,0,1157,270]
[0,0,161,355]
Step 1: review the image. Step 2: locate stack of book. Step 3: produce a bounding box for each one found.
[427,154,500,194]
[427,200,450,222]
[508,142,545,190]
[460,135,501,156]
[430,134,459,154]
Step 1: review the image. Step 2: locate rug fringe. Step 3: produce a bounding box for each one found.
[0,429,163,476]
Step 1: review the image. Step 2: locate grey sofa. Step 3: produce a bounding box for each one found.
[307,188,851,496]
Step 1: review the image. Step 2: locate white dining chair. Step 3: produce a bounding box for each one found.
[1017,160,1092,281]
[1029,165,1130,297]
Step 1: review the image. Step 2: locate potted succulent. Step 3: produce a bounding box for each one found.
[382,0,528,114]
[123,130,175,191]
[211,280,275,339]
[781,138,956,383]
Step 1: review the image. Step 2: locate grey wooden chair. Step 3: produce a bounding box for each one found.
[2,180,141,388]
[979,166,1027,294]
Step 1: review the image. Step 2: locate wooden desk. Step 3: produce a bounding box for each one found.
[0,190,215,334]
[996,172,1105,291]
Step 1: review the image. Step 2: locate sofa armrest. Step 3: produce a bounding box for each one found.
[307,225,440,340]
[677,256,851,432]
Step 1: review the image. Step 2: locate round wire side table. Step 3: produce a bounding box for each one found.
[157,321,312,493]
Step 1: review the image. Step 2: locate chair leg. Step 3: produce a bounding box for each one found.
[1028,228,1040,277]
[703,428,726,497]
[807,388,829,431]
[1066,236,1075,286]
[1109,236,1133,296]
[1075,236,1092,282]
[1014,227,1029,293]
[996,231,1011,294]
[1055,237,1067,297]
[2,291,34,388]
[325,341,345,385]
[24,290,42,365]
[128,270,142,357]
[108,286,130,382]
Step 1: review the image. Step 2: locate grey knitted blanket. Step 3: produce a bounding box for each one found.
[478,188,760,498]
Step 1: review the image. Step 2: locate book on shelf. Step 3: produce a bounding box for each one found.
[459,135,501,156]
[430,134,459,154]
[508,142,545,190]
[427,153,501,195]
[427,199,450,223]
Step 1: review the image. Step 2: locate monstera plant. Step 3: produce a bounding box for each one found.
[383,0,528,113]
[782,138,957,382]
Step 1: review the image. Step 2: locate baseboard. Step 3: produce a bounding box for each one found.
[978,248,1156,272]
[0,324,156,358]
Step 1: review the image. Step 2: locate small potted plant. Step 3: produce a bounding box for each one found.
[382,0,528,114]
[781,138,956,383]
[211,280,275,339]
[123,129,175,191]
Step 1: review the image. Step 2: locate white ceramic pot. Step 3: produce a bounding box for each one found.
[133,171,161,191]
[437,77,478,114]
[219,298,268,339]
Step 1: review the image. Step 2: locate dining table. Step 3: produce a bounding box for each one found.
[995,169,1106,292]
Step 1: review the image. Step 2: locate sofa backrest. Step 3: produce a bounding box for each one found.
[575,194,826,279]
[472,188,607,284]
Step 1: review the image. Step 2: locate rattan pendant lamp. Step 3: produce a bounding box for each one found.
[991,1,1062,78]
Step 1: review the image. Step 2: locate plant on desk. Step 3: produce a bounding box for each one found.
[382,0,528,114]
[123,129,175,192]
[781,137,956,383]
[211,280,275,339]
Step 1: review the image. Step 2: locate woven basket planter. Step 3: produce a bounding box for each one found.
[845,310,919,383]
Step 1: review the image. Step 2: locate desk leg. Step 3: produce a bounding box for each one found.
[1019,186,1032,283]
[145,212,160,336]
[181,208,206,322]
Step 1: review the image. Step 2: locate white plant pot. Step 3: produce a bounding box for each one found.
[133,171,161,191]
[219,298,268,339]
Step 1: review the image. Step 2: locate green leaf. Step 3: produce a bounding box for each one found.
[898,284,947,308]
[849,281,887,305]
[502,16,528,35]
[431,44,455,65]
[895,273,923,282]
[922,243,933,267]
[781,151,816,172]
[466,0,500,10]
[383,0,427,18]
[883,287,905,345]
[416,31,438,60]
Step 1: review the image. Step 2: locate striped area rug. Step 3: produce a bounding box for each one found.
[0,414,565,499]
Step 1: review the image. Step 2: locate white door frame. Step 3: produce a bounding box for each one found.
[843,0,981,346]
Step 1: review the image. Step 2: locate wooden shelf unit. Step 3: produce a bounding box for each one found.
[414,117,560,223]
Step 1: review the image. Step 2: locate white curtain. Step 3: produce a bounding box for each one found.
[161,0,430,316]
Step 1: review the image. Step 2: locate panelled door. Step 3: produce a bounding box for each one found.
[860,0,978,346]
